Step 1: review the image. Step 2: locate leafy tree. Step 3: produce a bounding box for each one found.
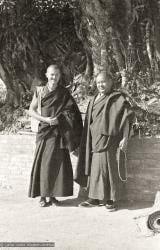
[1,0,160,135]
[73,0,160,136]
[0,0,84,108]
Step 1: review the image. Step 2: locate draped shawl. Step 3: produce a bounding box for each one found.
[37,85,83,152]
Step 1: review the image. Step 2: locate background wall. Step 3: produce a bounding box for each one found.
[126,137,160,201]
[0,134,35,194]
[0,135,160,201]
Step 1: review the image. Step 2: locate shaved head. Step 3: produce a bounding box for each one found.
[46,64,60,74]
[96,71,113,94]
[45,64,61,89]
[96,71,112,82]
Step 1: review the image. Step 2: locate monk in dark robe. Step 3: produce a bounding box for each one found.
[74,72,134,211]
[28,64,83,207]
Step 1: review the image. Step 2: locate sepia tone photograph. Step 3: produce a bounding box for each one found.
[0,0,160,249]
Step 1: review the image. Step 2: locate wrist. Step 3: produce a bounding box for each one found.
[44,117,50,124]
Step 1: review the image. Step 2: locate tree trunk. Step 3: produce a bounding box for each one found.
[77,0,131,85]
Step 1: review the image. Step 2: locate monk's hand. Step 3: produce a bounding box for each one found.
[49,117,58,126]
[44,117,58,126]
[43,117,51,124]
[119,137,128,152]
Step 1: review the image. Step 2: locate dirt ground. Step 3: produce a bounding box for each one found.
[0,183,160,250]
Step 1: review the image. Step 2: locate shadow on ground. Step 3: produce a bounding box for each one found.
[118,200,153,211]
[58,197,153,211]
[56,197,85,207]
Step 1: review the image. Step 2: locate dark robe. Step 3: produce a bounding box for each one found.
[74,91,134,202]
[29,85,83,198]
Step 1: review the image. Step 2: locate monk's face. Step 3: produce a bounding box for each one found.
[96,74,113,94]
[46,66,61,89]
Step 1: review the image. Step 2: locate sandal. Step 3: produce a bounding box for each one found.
[39,197,47,207]
[105,200,116,212]
[48,197,60,206]
[79,199,100,207]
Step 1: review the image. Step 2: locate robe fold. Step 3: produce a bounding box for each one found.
[74,91,134,202]
[29,85,83,198]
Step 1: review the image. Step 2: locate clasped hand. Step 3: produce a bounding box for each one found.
[45,117,58,126]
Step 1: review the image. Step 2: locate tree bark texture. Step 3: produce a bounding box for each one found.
[76,0,130,77]
[77,0,160,85]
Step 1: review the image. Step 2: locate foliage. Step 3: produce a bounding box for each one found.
[0,0,77,11]
[33,0,77,11]
[118,70,160,137]
[73,0,160,137]
[0,0,86,132]
[0,0,85,104]
[1,0,160,136]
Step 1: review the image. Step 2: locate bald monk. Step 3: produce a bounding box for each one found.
[74,72,134,211]
[28,64,83,207]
